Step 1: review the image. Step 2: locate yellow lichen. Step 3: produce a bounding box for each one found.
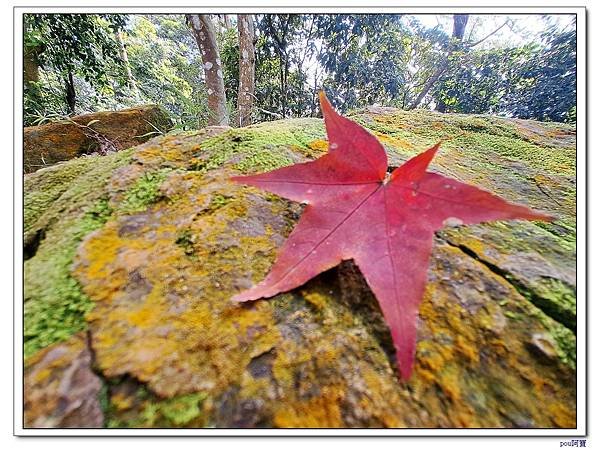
[273,385,345,428]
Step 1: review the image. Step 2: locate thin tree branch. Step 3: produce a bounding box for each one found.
[467,20,509,47]
[248,93,284,119]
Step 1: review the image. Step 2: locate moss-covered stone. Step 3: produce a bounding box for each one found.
[24,105,173,173]
[24,151,133,357]
[24,108,576,428]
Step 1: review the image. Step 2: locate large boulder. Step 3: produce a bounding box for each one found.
[24,105,172,173]
[23,109,576,428]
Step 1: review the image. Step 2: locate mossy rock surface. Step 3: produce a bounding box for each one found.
[23,109,576,428]
[24,104,172,173]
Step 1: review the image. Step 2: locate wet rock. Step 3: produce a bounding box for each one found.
[24,333,103,428]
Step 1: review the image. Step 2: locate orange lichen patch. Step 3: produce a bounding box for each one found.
[287,141,328,161]
[357,366,408,428]
[456,335,479,364]
[547,402,577,428]
[273,385,345,428]
[130,127,232,173]
[437,366,463,403]
[532,173,566,192]
[307,139,329,154]
[135,146,187,165]
[302,290,330,311]
[370,112,410,130]
[375,132,415,151]
[74,164,419,426]
[78,228,126,294]
[127,289,165,329]
[73,169,285,396]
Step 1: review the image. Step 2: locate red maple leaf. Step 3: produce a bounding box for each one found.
[231,92,551,380]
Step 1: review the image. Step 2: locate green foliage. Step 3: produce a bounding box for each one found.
[24,14,125,82]
[252,14,318,119]
[23,13,577,129]
[433,22,576,122]
[23,80,67,125]
[317,15,409,109]
[507,27,576,122]
[434,45,534,115]
[220,27,241,107]
[23,14,126,122]
[124,16,210,129]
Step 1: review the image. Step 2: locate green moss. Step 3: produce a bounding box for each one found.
[235,147,295,173]
[24,157,100,233]
[527,278,576,331]
[24,154,172,356]
[353,110,576,182]
[24,108,576,427]
[24,151,133,357]
[450,133,575,176]
[98,382,111,425]
[509,286,576,369]
[106,385,207,428]
[208,193,233,212]
[158,393,207,425]
[525,301,576,370]
[549,326,576,369]
[355,109,522,141]
[118,169,171,214]
[24,198,114,357]
[535,220,576,252]
[194,118,325,174]
[175,228,195,256]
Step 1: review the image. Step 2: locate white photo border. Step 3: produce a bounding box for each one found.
[13,3,587,437]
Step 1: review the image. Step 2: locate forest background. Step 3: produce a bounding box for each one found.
[23,13,576,130]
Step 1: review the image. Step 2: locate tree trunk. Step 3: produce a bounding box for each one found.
[236,15,255,127]
[65,70,76,114]
[186,14,229,127]
[409,14,469,110]
[223,15,232,30]
[452,14,469,41]
[24,46,40,86]
[115,30,138,97]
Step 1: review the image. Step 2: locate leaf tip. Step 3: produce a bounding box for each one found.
[398,363,413,382]
[532,211,556,222]
[231,292,253,303]
[230,175,246,184]
[318,90,334,115]
[390,141,442,182]
[318,89,327,103]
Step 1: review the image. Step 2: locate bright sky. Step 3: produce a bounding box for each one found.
[412,14,576,48]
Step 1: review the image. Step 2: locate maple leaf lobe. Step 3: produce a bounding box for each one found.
[230,93,551,380]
